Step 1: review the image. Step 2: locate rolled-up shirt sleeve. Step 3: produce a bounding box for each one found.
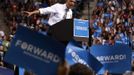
[39,4,58,15]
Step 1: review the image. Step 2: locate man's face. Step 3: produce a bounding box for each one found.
[66,0,76,9]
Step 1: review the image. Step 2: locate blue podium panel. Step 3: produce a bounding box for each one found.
[73,19,89,38]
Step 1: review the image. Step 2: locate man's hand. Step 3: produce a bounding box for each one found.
[22,10,40,17]
[23,11,33,17]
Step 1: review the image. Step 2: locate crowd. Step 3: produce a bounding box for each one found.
[90,0,134,47]
[24,62,95,75]
[0,0,134,75]
[0,0,88,74]
[0,0,51,68]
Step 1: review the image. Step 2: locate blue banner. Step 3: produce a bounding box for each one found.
[0,67,14,75]
[66,40,102,73]
[4,25,66,75]
[19,67,25,75]
[132,51,134,61]
[73,19,89,38]
[90,44,132,74]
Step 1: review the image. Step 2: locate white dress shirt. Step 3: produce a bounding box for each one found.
[39,3,72,26]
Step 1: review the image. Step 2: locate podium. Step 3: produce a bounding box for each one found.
[48,19,89,42]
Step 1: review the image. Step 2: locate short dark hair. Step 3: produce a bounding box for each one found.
[24,70,35,75]
[68,63,93,75]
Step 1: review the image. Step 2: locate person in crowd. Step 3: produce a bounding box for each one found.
[57,60,70,75]
[68,63,93,75]
[0,34,4,66]
[24,70,35,75]
[2,35,10,52]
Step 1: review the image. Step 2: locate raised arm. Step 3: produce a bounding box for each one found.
[23,3,58,17]
[23,10,40,16]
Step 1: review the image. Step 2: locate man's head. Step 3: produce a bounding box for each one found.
[66,0,76,9]
[68,63,93,75]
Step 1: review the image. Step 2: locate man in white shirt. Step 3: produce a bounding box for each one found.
[25,0,76,26]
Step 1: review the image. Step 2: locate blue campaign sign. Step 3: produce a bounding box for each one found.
[19,67,25,75]
[73,18,89,38]
[0,67,14,75]
[90,44,132,74]
[132,52,134,61]
[66,40,102,73]
[4,25,66,75]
